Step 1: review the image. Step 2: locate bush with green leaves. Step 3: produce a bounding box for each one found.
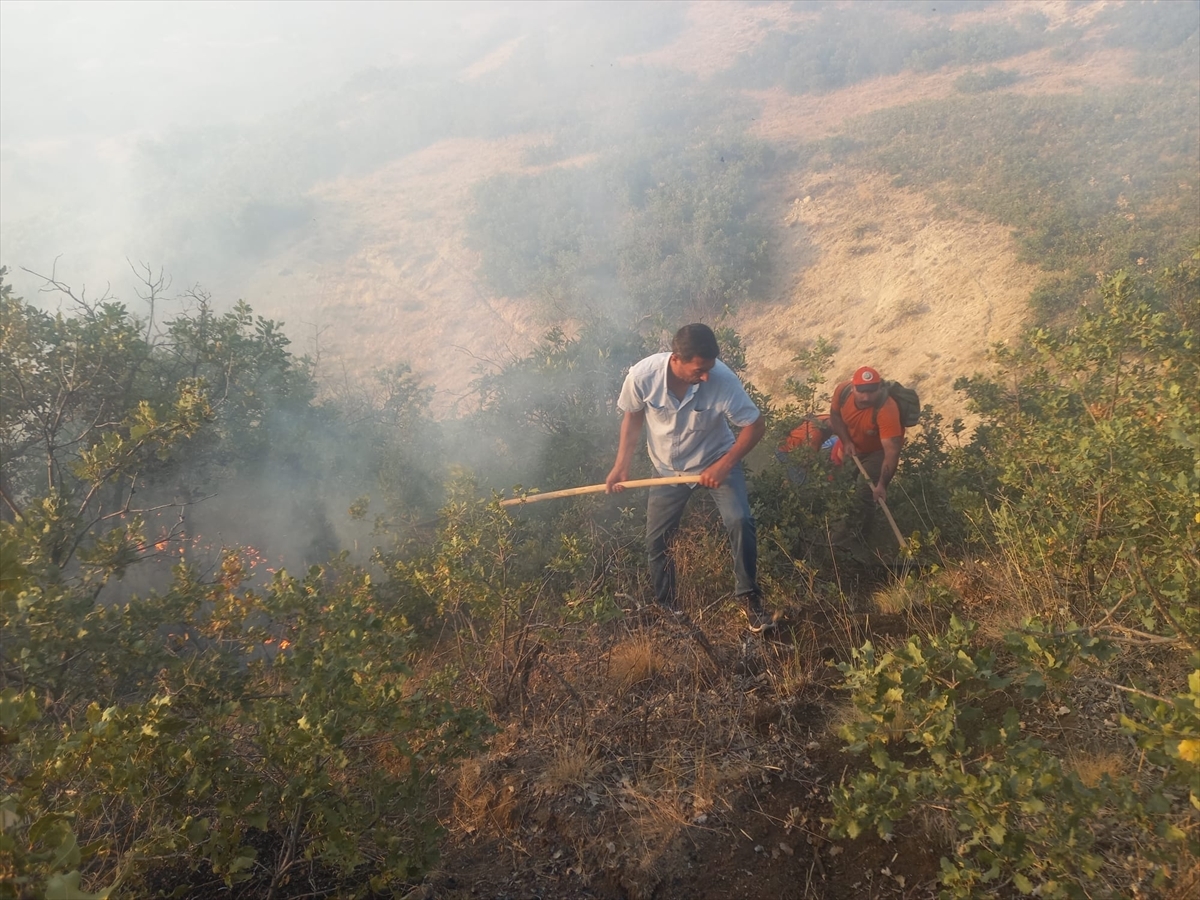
[828,261,1200,896]
[468,138,772,321]
[3,533,490,898]
[954,67,1020,94]
[0,270,340,573]
[953,265,1198,637]
[1,272,490,898]
[831,617,1195,898]
[373,468,644,691]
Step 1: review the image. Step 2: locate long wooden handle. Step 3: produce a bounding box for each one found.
[850,455,908,551]
[500,475,702,507]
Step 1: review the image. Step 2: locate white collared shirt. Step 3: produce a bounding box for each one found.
[618,352,761,476]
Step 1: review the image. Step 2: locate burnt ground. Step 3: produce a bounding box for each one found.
[413,594,947,900]
[428,740,941,900]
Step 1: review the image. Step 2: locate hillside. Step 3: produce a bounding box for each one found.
[5,4,1196,899]
[735,168,1040,420]
[239,0,1164,423]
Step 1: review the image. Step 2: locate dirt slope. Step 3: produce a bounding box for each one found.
[240,3,1135,421]
[733,169,1042,423]
[243,136,557,408]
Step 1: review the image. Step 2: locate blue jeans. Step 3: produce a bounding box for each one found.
[646,464,758,608]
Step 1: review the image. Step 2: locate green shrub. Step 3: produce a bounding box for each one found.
[0,273,489,897]
[954,67,1020,94]
[831,617,1194,898]
[468,139,772,321]
[2,537,489,897]
[954,267,1198,634]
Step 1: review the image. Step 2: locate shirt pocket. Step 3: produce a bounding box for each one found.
[683,408,722,435]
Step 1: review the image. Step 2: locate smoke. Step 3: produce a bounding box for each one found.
[4,0,1197,583]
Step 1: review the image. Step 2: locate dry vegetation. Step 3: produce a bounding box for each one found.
[420,549,923,899]
[412,525,1197,899]
[232,1,1151,419]
[620,1,817,78]
[225,12,1196,885]
[742,43,1137,146]
[14,4,1179,897]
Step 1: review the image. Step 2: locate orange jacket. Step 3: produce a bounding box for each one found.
[778,415,844,467]
[779,416,832,453]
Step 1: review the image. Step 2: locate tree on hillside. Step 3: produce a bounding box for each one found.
[468,139,772,322]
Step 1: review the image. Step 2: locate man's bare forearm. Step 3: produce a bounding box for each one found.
[615,410,645,468]
[606,409,646,491]
[828,406,853,450]
[878,438,902,488]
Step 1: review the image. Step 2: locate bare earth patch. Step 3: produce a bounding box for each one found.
[623,1,812,78]
[244,136,564,409]
[420,579,934,900]
[734,169,1043,423]
[461,36,526,81]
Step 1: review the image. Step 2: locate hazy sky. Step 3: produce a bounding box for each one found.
[0,0,506,141]
[0,0,531,295]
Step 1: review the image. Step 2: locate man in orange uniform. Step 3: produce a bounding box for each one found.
[827,365,905,545]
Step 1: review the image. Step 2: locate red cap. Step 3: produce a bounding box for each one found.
[852,366,881,387]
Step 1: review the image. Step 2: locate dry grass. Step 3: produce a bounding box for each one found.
[764,645,811,696]
[421,501,1188,899]
[961,525,1073,641]
[736,166,1042,424]
[1167,859,1200,900]
[422,576,851,895]
[1067,749,1125,788]
[455,759,523,835]
[871,580,915,615]
[916,805,957,856]
[422,543,1195,900]
[822,697,861,743]
[543,741,605,789]
[671,511,738,617]
[608,636,658,688]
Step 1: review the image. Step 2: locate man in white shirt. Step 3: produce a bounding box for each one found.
[605,324,773,632]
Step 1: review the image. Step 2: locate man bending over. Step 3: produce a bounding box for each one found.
[827,365,905,547]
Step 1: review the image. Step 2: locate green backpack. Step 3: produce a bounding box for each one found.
[838,381,922,428]
[886,382,922,427]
